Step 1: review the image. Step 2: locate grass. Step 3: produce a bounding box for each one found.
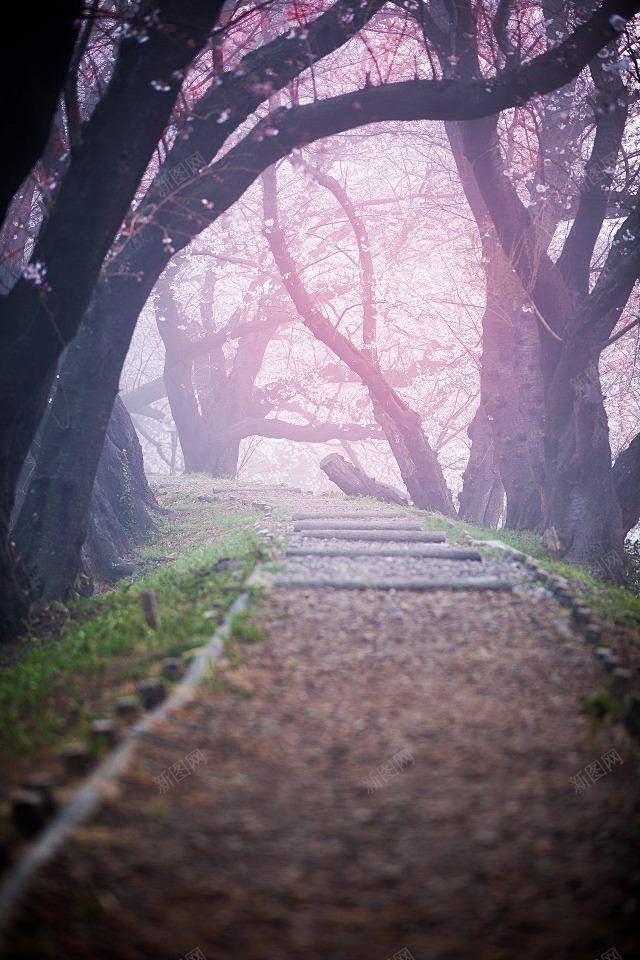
[0,494,268,764]
[582,687,621,721]
[228,609,266,645]
[436,511,640,629]
[6,476,634,764]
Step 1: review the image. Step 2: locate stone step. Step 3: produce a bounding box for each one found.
[291,512,411,521]
[285,546,482,560]
[298,530,447,543]
[215,486,303,496]
[274,576,512,591]
[293,520,423,532]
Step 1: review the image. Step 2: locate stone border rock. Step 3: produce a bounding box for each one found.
[0,587,253,942]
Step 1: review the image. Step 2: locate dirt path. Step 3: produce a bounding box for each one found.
[2,488,639,959]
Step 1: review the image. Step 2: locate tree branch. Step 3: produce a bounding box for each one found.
[307,164,377,348]
[556,53,628,296]
[121,377,167,413]
[228,417,382,443]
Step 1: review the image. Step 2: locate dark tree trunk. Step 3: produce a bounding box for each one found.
[0,0,223,634]
[0,3,81,229]
[456,65,632,569]
[320,453,408,505]
[545,357,624,572]
[459,406,504,527]
[368,380,455,514]
[13,396,156,599]
[613,433,640,537]
[13,391,157,599]
[446,122,545,532]
[82,398,158,587]
[10,255,161,599]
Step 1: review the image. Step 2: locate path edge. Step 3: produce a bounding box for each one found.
[0,586,254,942]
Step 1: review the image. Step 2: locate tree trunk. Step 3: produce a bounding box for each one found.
[456,93,631,569]
[82,398,158,586]
[201,438,242,479]
[459,406,504,527]
[9,257,160,600]
[368,383,455,514]
[261,166,455,517]
[446,122,545,531]
[320,453,408,505]
[157,265,276,480]
[480,253,545,531]
[14,392,156,599]
[0,3,81,228]
[160,326,243,478]
[545,357,624,572]
[0,0,223,632]
[613,433,640,537]
[0,524,30,641]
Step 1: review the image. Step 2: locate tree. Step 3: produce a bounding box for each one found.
[262,162,456,514]
[1,0,226,633]
[450,1,640,567]
[7,0,640,627]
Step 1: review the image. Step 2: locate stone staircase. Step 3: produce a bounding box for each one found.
[274,510,514,591]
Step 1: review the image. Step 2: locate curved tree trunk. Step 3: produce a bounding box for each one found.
[262,166,455,517]
[0,0,223,635]
[367,379,454,513]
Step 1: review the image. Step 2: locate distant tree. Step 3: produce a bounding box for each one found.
[262,163,455,513]
[125,243,384,477]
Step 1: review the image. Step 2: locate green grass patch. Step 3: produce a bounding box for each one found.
[582,687,616,721]
[435,512,544,557]
[432,511,640,627]
[228,609,266,645]
[0,501,268,763]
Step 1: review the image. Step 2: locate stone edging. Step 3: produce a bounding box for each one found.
[0,587,253,943]
[470,537,639,740]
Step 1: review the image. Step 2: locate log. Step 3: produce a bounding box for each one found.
[319,453,408,506]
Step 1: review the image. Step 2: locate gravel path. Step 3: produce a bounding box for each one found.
[2,485,639,960]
